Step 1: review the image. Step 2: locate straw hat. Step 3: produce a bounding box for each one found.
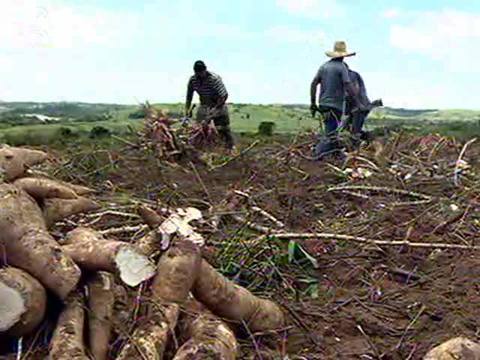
[326,41,356,58]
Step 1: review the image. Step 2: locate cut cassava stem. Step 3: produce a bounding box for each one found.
[138,205,163,229]
[0,267,47,337]
[87,272,115,360]
[63,227,155,287]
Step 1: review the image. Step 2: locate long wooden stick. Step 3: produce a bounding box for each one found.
[256,232,480,251]
[210,140,260,170]
[328,185,431,200]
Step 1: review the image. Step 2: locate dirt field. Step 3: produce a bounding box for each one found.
[1,131,479,359]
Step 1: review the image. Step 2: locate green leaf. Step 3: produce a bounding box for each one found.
[305,283,319,299]
[288,240,297,264]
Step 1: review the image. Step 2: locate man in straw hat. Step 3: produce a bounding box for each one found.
[310,41,364,159]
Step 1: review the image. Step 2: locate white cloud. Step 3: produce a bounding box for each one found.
[360,71,472,110]
[382,8,401,19]
[0,0,139,49]
[276,0,344,18]
[389,9,480,70]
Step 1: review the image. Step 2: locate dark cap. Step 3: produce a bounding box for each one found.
[193,60,207,72]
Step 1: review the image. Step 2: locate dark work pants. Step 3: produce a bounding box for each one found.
[350,110,369,149]
[213,115,235,150]
[314,107,343,159]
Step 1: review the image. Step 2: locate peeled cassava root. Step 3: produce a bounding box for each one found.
[424,337,480,360]
[63,227,155,287]
[49,291,89,360]
[193,260,285,333]
[0,183,81,300]
[0,267,47,337]
[87,272,115,360]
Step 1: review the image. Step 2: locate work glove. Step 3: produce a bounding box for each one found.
[310,104,319,117]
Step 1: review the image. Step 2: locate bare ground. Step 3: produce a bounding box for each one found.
[1,132,479,359]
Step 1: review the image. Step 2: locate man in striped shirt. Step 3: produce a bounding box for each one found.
[185,60,235,150]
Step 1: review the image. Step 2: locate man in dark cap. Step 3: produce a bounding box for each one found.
[185,60,235,151]
[310,41,364,159]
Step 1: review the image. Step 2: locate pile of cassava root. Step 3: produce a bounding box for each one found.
[0,145,285,359]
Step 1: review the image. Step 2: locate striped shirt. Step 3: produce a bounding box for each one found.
[187,72,228,106]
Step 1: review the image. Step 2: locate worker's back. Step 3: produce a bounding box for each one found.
[315,58,351,112]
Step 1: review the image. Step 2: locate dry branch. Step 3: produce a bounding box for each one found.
[453,138,476,186]
[257,232,480,251]
[327,185,432,200]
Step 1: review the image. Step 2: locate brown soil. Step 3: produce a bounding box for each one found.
[2,132,479,359]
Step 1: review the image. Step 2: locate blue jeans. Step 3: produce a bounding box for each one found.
[314,107,343,159]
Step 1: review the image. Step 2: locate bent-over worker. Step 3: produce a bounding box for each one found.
[343,65,382,148]
[185,60,235,150]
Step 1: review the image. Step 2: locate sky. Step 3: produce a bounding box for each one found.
[0,0,479,109]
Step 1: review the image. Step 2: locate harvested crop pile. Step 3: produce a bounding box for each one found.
[136,103,220,164]
[139,104,182,159]
[0,145,284,359]
[188,121,219,149]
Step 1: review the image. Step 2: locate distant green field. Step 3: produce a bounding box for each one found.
[0,101,479,146]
